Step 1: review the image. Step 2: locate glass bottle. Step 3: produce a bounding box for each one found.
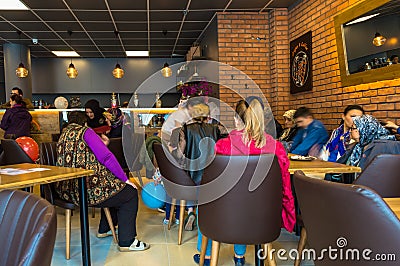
[155,93,162,108]
[111,92,117,108]
[133,92,139,107]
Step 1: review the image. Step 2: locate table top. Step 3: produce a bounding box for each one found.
[383,198,400,220]
[288,155,362,174]
[0,163,94,190]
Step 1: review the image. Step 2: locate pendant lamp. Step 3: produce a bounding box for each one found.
[161,63,172,78]
[373,32,386,47]
[67,59,78,78]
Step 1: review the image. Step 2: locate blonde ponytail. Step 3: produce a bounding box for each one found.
[242,99,266,148]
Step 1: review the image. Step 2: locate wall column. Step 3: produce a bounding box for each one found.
[3,43,32,100]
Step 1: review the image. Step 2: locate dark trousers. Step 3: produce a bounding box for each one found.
[95,185,138,247]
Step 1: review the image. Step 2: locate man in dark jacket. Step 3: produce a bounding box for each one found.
[0,87,34,109]
[0,94,32,139]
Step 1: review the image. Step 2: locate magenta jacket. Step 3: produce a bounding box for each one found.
[215,129,296,232]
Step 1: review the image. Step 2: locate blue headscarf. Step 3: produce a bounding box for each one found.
[348,115,395,166]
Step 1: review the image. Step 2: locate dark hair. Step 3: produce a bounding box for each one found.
[11,94,24,105]
[293,107,313,119]
[12,87,23,96]
[67,111,87,126]
[186,96,205,107]
[343,105,364,115]
[84,99,101,111]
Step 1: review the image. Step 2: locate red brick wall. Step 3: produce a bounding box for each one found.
[288,0,400,130]
[216,1,400,131]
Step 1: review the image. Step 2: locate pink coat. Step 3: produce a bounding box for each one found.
[215,129,296,232]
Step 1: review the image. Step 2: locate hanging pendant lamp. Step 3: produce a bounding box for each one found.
[161,63,172,78]
[67,60,78,78]
[373,32,386,47]
[15,31,28,78]
[113,63,124,78]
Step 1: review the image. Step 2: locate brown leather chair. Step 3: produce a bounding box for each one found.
[294,170,400,266]
[1,138,34,164]
[198,154,282,266]
[353,154,400,197]
[0,189,57,266]
[296,154,400,266]
[153,142,197,245]
[39,142,117,259]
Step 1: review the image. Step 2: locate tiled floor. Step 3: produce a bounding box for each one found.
[51,179,315,266]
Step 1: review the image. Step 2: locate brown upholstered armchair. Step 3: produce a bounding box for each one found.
[294,170,400,266]
[0,190,57,266]
[198,154,282,266]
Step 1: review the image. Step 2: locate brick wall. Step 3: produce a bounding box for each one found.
[216,0,400,131]
[288,0,400,130]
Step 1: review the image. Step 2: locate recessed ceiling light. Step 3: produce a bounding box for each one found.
[346,13,380,26]
[0,0,29,10]
[126,51,149,57]
[52,51,80,57]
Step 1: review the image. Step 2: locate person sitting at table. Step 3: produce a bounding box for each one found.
[55,111,149,252]
[279,109,298,143]
[0,94,32,139]
[105,107,124,138]
[0,87,34,109]
[346,114,396,167]
[290,107,328,156]
[85,99,111,134]
[193,99,295,266]
[320,105,364,162]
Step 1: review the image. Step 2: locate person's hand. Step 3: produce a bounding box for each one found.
[384,121,399,130]
[100,134,110,146]
[125,179,137,189]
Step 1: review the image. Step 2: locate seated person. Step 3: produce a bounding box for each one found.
[290,107,328,156]
[384,120,400,134]
[194,99,295,266]
[279,109,298,142]
[84,99,111,135]
[0,94,32,139]
[105,107,124,138]
[390,55,399,64]
[55,111,149,252]
[321,105,364,162]
[0,87,34,109]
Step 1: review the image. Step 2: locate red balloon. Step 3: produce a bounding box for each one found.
[15,137,39,161]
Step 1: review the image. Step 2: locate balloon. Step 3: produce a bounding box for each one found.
[15,137,39,161]
[141,182,166,209]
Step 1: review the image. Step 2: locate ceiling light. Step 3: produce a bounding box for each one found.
[373,32,386,47]
[16,63,28,78]
[346,13,380,26]
[113,63,124,79]
[52,51,80,57]
[67,62,78,79]
[126,51,149,57]
[0,0,29,10]
[161,63,172,78]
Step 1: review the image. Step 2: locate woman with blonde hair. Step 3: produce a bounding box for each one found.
[194,98,295,266]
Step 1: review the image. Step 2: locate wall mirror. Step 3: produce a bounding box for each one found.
[334,0,400,86]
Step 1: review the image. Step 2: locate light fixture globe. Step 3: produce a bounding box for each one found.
[373,32,386,47]
[161,63,172,78]
[16,62,28,78]
[66,63,78,78]
[112,63,124,78]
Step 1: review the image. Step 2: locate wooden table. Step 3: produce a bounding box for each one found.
[0,163,94,266]
[289,156,362,175]
[383,198,400,220]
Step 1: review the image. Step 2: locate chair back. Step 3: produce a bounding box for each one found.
[353,154,400,197]
[294,170,400,266]
[198,154,282,245]
[0,190,57,266]
[1,139,34,164]
[153,143,197,200]
[39,142,58,204]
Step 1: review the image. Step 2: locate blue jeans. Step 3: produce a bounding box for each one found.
[165,202,181,221]
[196,216,246,256]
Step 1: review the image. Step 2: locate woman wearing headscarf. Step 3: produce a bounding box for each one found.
[347,114,396,166]
[106,107,124,138]
[279,109,298,142]
[84,99,111,135]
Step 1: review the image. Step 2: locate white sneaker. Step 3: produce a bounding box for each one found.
[118,239,150,252]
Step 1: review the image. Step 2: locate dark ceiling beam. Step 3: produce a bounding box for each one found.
[172,0,192,57]
[104,0,126,55]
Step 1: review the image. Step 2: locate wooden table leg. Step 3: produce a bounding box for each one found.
[78,176,91,266]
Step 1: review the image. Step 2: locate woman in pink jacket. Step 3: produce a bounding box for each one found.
[194,98,295,266]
